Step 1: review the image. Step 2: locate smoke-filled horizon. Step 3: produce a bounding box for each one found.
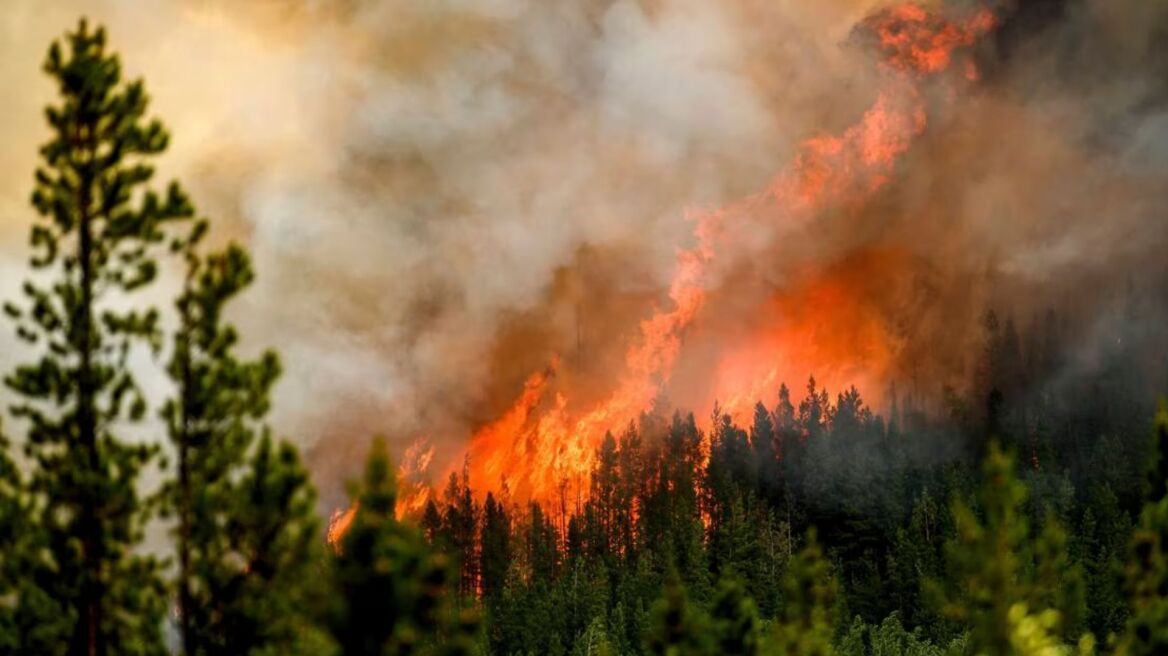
[1,0,1166,512]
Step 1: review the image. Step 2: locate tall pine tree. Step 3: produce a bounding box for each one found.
[330,438,478,655]
[1118,403,1168,655]
[767,530,837,656]
[932,442,1089,654]
[4,20,192,655]
[163,220,324,654]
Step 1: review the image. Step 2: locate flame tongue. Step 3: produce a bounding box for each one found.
[331,3,1000,535]
[327,505,356,548]
[328,437,436,550]
[865,3,998,75]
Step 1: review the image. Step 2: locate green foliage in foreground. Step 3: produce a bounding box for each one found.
[3,17,191,655]
[1116,405,1168,656]
[330,438,480,656]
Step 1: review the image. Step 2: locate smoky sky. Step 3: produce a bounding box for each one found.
[0,0,1165,509]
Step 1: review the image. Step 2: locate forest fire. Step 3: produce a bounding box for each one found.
[452,3,995,507]
[9,3,1168,653]
[329,1,999,542]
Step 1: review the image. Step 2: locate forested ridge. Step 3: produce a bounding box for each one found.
[2,19,1168,656]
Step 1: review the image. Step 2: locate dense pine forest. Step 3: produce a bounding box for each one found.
[3,17,1168,656]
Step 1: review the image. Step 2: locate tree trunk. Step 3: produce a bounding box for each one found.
[178,294,195,655]
[72,119,105,656]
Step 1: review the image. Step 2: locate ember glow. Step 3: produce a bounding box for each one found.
[703,249,911,422]
[328,2,1001,530]
[865,2,998,75]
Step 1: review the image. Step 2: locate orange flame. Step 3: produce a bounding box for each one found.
[396,437,436,517]
[701,250,910,422]
[327,505,356,549]
[866,2,997,75]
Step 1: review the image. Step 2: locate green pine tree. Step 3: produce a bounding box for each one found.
[1117,403,1168,655]
[766,529,837,656]
[931,442,1030,654]
[868,612,953,656]
[572,615,616,656]
[709,577,761,656]
[480,492,512,601]
[643,575,710,656]
[1032,513,1087,642]
[162,214,324,654]
[330,438,479,655]
[1078,484,1130,641]
[3,20,193,655]
[207,435,332,655]
[932,442,1092,655]
[0,431,28,650]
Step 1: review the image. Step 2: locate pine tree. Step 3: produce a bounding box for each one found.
[572,615,617,656]
[866,612,952,656]
[767,530,837,656]
[888,490,946,634]
[750,402,781,505]
[776,383,804,530]
[1032,514,1087,642]
[1078,485,1130,641]
[646,413,708,596]
[480,492,512,600]
[202,435,331,654]
[0,432,27,650]
[439,463,480,598]
[931,442,1029,654]
[422,499,443,546]
[525,502,561,584]
[615,422,643,561]
[161,213,323,654]
[932,442,1091,654]
[1118,403,1168,655]
[643,576,710,656]
[4,20,193,655]
[709,577,761,656]
[705,407,751,532]
[590,431,620,559]
[799,377,829,445]
[330,438,478,655]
